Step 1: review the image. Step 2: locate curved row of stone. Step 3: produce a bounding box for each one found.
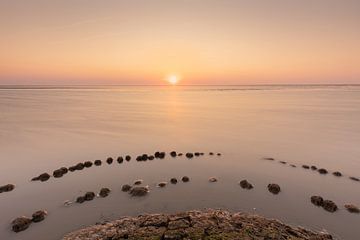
[263,157,360,182]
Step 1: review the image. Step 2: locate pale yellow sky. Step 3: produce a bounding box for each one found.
[0,0,359,85]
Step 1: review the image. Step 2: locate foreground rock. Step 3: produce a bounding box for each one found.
[12,216,32,233]
[239,180,253,189]
[129,186,149,197]
[0,183,15,193]
[62,209,333,240]
[267,183,281,194]
[32,210,48,222]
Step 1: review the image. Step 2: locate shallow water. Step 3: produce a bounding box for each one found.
[0,85,359,240]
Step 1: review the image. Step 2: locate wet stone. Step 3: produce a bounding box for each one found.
[208,177,218,183]
[141,154,148,161]
[99,188,111,198]
[125,155,131,161]
[332,171,342,177]
[267,183,281,194]
[129,186,149,197]
[209,152,214,155]
[32,173,50,182]
[68,166,76,172]
[170,151,177,157]
[76,196,85,203]
[239,180,253,190]
[349,176,359,181]
[53,169,63,178]
[185,153,194,159]
[75,163,84,170]
[94,160,102,166]
[194,152,200,156]
[322,200,338,212]
[302,165,310,169]
[121,184,132,192]
[311,196,324,206]
[311,166,317,170]
[158,182,167,188]
[344,204,360,213]
[134,179,143,185]
[32,210,47,223]
[84,192,96,201]
[279,161,287,164]
[148,155,155,160]
[12,216,32,232]
[178,153,183,156]
[182,176,190,182]
[263,157,274,161]
[318,168,328,174]
[290,164,296,168]
[217,153,222,156]
[84,161,93,168]
[106,157,113,164]
[0,183,15,193]
[170,178,178,184]
[117,156,123,163]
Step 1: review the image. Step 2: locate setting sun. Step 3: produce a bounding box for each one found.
[166,75,180,85]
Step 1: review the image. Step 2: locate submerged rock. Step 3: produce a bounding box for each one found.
[141,154,148,161]
[332,171,342,177]
[209,152,214,155]
[194,152,200,157]
[154,152,160,158]
[279,161,287,164]
[53,169,64,178]
[117,156,123,163]
[129,186,149,197]
[84,161,93,168]
[322,200,338,212]
[208,177,218,183]
[157,182,167,188]
[217,153,221,156]
[170,178,178,184]
[134,179,143,185]
[310,196,324,206]
[125,155,131,161]
[182,176,190,182]
[99,188,111,198]
[185,153,194,159]
[106,157,113,164]
[267,184,281,194]
[74,163,84,170]
[148,155,155,160]
[12,216,32,232]
[76,196,85,203]
[84,192,96,201]
[32,210,47,223]
[121,184,132,192]
[302,165,310,169]
[318,168,328,174]
[32,173,51,182]
[0,183,15,193]
[158,152,165,159]
[311,166,317,170]
[68,166,76,172]
[94,160,102,166]
[178,153,183,156]
[349,176,359,182]
[239,180,253,189]
[170,151,177,157]
[344,204,360,213]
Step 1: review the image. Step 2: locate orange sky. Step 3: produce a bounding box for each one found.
[0,0,359,85]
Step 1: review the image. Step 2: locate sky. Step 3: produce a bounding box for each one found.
[0,0,359,85]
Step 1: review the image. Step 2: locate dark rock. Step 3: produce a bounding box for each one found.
[154,152,160,158]
[194,152,200,157]
[311,166,317,170]
[170,178,178,184]
[349,176,359,181]
[182,176,190,182]
[125,155,131,161]
[117,156,123,163]
[84,161,93,168]
[267,183,281,194]
[60,167,68,174]
[178,153,183,156]
[200,153,204,156]
[209,152,214,155]
[129,186,149,197]
[53,169,64,178]
[332,171,342,177]
[136,155,142,161]
[134,179,143,185]
[106,157,113,164]
[217,153,221,156]
[76,196,85,203]
[344,204,360,213]
[322,200,338,212]
[208,177,218,182]
[239,180,253,190]
[94,160,102,166]
[99,188,111,198]
[279,161,287,164]
[12,216,32,232]
[185,153,193,159]
[263,157,275,161]
[68,166,76,172]
[318,168,328,174]
[170,151,177,157]
[141,154,148,161]
[310,196,324,206]
[290,164,296,168]
[158,182,167,188]
[32,210,47,223]
[0,183,15,193]
[32,173,51,182]
[148,155,155,160]
[84,192,96,201]
[75,163,85,170]
[158,152,165,159]
[121,184,132,192]
[302,165,310,169]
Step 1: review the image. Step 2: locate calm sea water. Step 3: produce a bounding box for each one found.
[0,85,359,240]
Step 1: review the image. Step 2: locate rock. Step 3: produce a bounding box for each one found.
[60,167,68,174]
[194,152,200,157]
[99,188,111,198]
[76,196,85,203]
[53,169,63,178]
[63,200,72,206]
[32,210,47,223]
[170,178,178,184]
[311,166,317,170]
[290,164,296,168]
[84,192,96,201]
[12,216,32,232]
[200,152,204,156]
[94,160,102,166]
[84,161,93,168]
[349,176,359,181]
[170,151,177,157]
[239,180,253,189]
[134,179,143,185]
[322,200,338,212]
[182,176,190,182]
[302,165,310,169]
[157,182,167,188]
[332,171,342,177]
[208,177,217,182]
[310,196,324,206]
[0,183,15,193]
[121,184,132,192]
[68,166,76,172]
[263,157,274,161]
[158,152,165,159]
[141,154,148,161]
[178,153,183,156]
[125,155,131,161]
[117,157,123,163]
[32,173,50,182]
[129,186,149,197]
[318,168,328,174]
[279,161,287,164]
[344,204,360,213]
[217,153,221,156]
[136,155,142,161]
[154,152,160,158]
[148,155,155,160]
[185,153,193,159]
[106,157,113,164]
[267,183,281,194]
[75,163,84,170]
[209,152,214,155]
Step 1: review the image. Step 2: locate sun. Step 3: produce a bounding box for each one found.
[166,75,180,85]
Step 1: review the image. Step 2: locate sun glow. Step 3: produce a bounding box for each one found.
[166,75,180,85]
